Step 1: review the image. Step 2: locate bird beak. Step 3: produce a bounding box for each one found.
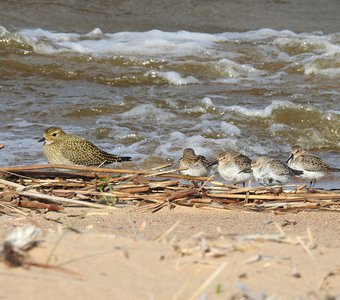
[38,137,45,143]
[286,154,293,164]
[208,160,218,167]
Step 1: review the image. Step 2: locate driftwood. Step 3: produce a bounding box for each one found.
[0,164,340,214]
[18,200,64,211]
[0,164,214,181]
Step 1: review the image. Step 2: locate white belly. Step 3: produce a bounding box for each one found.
[253,168,288,186]
[288,160,325,180]
[180,165,208,177]
[218,165,252,184]
[299,170,325,180]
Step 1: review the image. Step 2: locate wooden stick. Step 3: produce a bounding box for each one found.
[0,201,29,216]
[143,168,179,177]
[0,178,112,209]
[0,164,214,181]
[150,163,172,171]
[0,179,24,190]
[167,189,198,201]
[208,193,306,201]
[0,164,134,173]
[8,170,97,179]
[17,190,113,209]
[18,200,64,211]
[208,192,340,201]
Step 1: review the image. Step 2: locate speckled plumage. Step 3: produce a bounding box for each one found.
[287,145,339,188]
[179,148,211,177]
[217,150,253,186]
[250,156,303,186]
[39,127,131,166]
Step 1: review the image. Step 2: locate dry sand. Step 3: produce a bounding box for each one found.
[0,206,339,299]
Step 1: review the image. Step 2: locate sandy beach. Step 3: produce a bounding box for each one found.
[0,206,340,299]
[1,0,340,299]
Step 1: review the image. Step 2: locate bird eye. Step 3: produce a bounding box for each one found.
[52,133,58,137]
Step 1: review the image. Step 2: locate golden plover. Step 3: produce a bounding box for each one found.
[39,127,132,166]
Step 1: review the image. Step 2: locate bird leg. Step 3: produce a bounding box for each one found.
[188,179,200,188]
[308,179,316,192]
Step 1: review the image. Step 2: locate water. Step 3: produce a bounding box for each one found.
[0,5,339,188]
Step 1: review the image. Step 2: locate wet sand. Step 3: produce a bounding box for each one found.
[1,0,339,33]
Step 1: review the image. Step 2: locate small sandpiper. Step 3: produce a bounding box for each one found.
[39,126,132,166]
[287,145,340,189]
[243,156,303,186]
[179,148,212,178]
[213,150,253,187]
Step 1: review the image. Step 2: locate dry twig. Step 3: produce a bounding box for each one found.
[0,164,339,214]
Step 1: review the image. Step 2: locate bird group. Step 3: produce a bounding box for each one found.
[32,127,340,189]
[179,146,340,189]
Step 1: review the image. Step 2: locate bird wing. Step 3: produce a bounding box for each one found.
[196,155,210,167]
[234,154,252,172]
[299,154,331,172]
[59,135,110,165]
[268,159,290,175]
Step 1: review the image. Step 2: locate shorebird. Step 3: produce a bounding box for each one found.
[39,126,132,166]
[179,148,212,178]
[242,156,303,186]
[213,150,253,187]
[287,145,340,189]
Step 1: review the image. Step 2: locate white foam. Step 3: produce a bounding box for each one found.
[217,28,297,41]
[155,132,235,161]
[0,26,336,79]
[18,28,220,57]
[145,71,200,85]
[273,35,340,78]
[201,97,215,107]
[220,121,241,136]
[0,25,9,36]
[223,100,297,118]
[189,119,219,134]
[304,64,340,78]
[214,58,265,77]
[268,123,290,134]
[273,36,339,54]
[121,103,176,122]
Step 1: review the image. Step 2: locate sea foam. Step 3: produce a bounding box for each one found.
[145,71,200,85]
[223,100,297,118]
[18,28,220,57]
[0,26,338,79]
